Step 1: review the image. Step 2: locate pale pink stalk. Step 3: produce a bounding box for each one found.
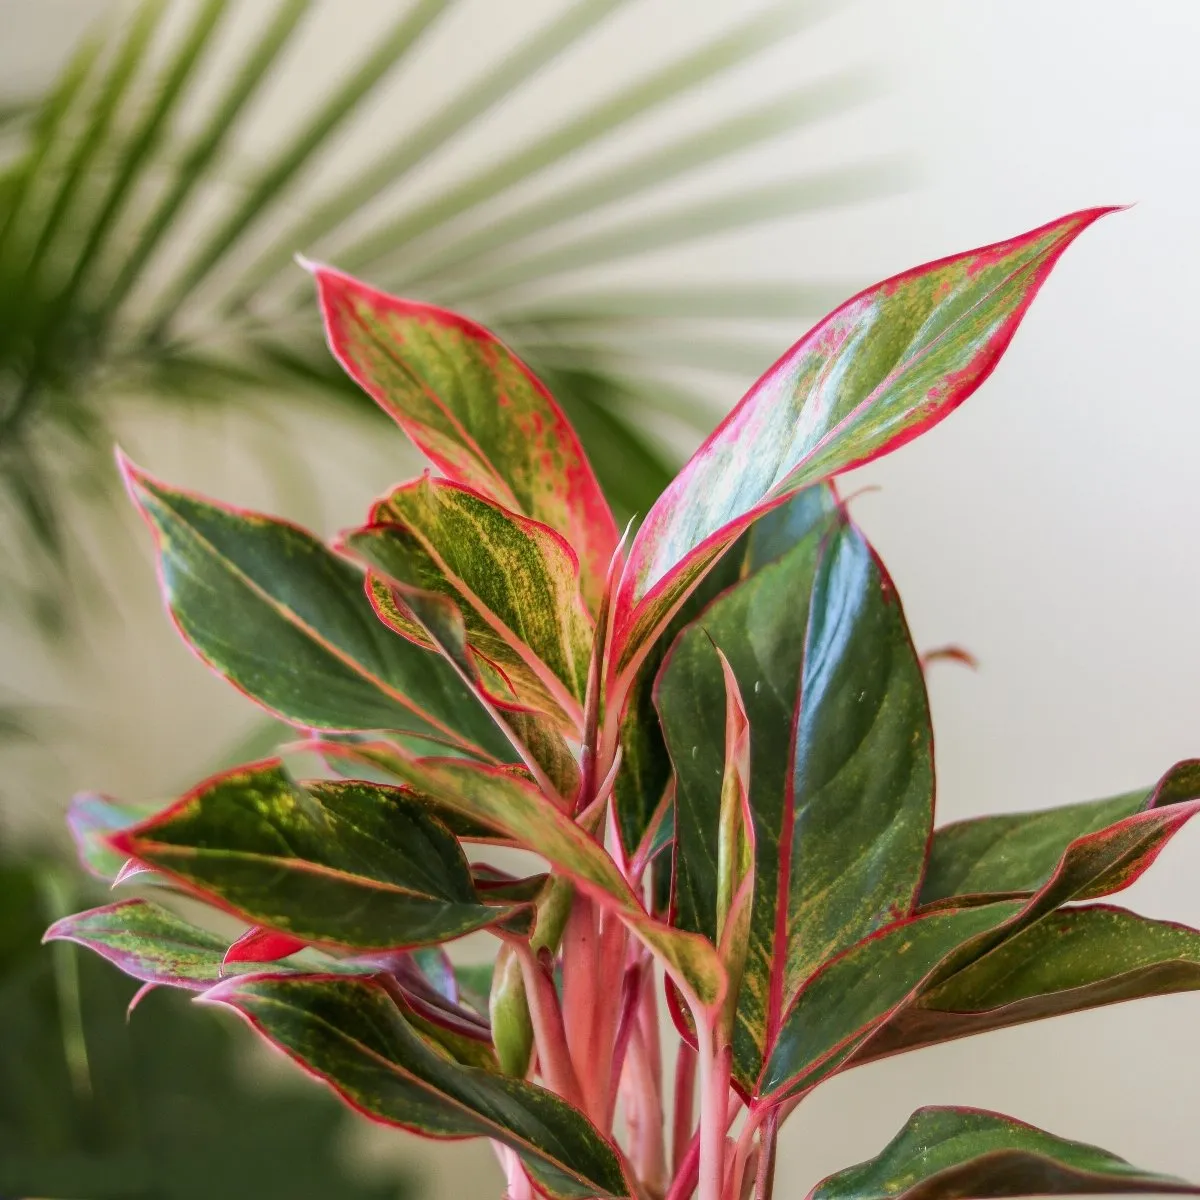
[696,1023,731,1200]
[561,895,600,1113]
[672,1041,697,1176]
[517,945,584,1110]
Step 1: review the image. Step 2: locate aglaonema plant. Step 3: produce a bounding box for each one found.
[46,207,1200,1200]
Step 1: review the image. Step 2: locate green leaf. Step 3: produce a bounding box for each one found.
[309,265,618,611]
[203,973,631,1199]
[811,1106,1199,1200]
[659,494,932,1089]
[358,575,582,800]
[610,209,1114,678]
[110,760,514,950]
[4,854,413,1200]
[763,761,1200,1099]
[375,753,725,1011]
[345,474,595,730]
[759,902,1021,1100]
[151,0,448,330]
[102,0,312,314]
[534,366,675,527]
[43,898,371,993]
[225,0,627,306]
[608,484,824,864]
[65,792,147,881]
[120,454,512,760]
[397,77,873,295]
[302,736,514,842]
[44,899,234,990]
[921,759,1200,905]
[860,905,1200,1062]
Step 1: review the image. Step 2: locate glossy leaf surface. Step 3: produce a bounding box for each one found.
[310,265,618,611]
[346,473,594,728]
[811,1106,1199,1200]
[921,760,1200,906]
[121,456,511,759]
[612,209,1112,673]
[611,484,835,859]
[861,905,1200,1060]
[760,902,1020,1100]
[111,760,512,950]
[204,973,630,1199]
[660,497,932,1088]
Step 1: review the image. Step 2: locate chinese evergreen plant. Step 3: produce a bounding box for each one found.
[48,209,1200,1200]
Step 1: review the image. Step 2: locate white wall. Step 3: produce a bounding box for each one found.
[2,1,1199,1196]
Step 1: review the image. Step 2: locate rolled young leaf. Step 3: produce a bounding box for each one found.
[921,759,1200,906]
[344,472,594,731]
[659,497,932,1090]
[610,209,1115,678]
[857,905,1200,1061]
[308,264,618,613]
[810,1106,1200,1200]
[109,760,516,950]
[119,453,513,760]
[202,973,632,1199]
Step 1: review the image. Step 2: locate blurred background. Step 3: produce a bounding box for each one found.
[1,1,1197,1196]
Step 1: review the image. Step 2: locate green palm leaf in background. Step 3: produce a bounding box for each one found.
[0,0,897,628]
[0,3,896,1193]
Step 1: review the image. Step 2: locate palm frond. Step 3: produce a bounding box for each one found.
[0,0,899,627]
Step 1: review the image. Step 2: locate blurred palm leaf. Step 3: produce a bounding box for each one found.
[0,0,898,626]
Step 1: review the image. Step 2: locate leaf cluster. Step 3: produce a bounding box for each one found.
[0,0,887,628]
[48,209,1200,1200]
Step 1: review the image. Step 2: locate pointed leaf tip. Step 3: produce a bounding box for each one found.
[310,266,617,611]
[610,207,1119,677]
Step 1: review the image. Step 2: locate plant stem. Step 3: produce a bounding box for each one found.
[561,895,599,1110]
[672,1040,697,1175]
[697,1022,730,1200]
[753,1109,779,1200]
[516,944,583,1110]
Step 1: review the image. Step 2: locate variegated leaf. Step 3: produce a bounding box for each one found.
[309,265,617,612]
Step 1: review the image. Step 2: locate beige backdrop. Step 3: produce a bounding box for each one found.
[2,1,1198,1196]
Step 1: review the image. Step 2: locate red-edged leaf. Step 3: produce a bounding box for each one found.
[117,453,512,761]
[856,904,1200,1063]
[759,763,1200,1102]
[202,972,631,1198]
[609,209,1115,680]
[372,751,725,1013]
[108,759,516,951]
[45,899,240,991]
[224,927,308,965]
[659,494,932,1091]
[810,1106,1200,1200]
[920,759,1200,907]
[759,901,1022,1101]
[344,473,594,731]
[308,264,617,612]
